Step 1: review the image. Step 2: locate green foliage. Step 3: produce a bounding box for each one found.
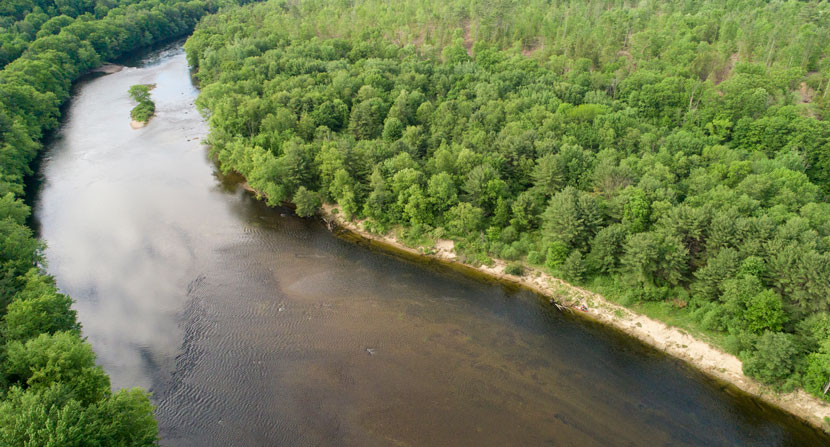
[0,385,158,447]
[500,245,521,261]
[5,332,110,405]
[621,232,688,288]
[128,84,155,123]
[720,275,788,334]
[0,193,28,225]
[186,0,830,399]
[445,202,483,237]
[586,224,626,274]
[350,98,386,140]
[311,99,348,131]
[526,250,544,266]
[0,220,42,300]
[542,187,586,249]
[741,332,802,388]
[804,349,830,400]
[3,270,80,342]
[504,262,524,276]
[545,241,569,270]
[692,248,740,302]
[382,117,404,142]
[293,186,321,218]
[560,250,585,283]
[622,189,650,234]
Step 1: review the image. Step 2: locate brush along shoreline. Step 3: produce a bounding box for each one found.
[239,181,830,431]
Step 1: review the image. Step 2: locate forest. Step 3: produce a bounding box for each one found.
[0,0,252,444]
[184,0,830,400]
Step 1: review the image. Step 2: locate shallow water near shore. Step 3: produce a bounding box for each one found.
[30,42,830,446]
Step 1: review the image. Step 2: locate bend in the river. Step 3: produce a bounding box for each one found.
[31,42,830,446]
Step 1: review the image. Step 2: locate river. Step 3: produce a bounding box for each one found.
[30,42,830,446]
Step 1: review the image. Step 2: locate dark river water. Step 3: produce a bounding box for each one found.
[31,43,830,446]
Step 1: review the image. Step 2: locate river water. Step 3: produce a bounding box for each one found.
[31,43,830,446]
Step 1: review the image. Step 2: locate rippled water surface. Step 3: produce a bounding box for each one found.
[31,43,830,446]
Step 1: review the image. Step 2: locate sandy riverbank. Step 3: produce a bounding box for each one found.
[318,203,830,431]
[92,63,125,74]
[130,119,147,129]
[239,181,830,431]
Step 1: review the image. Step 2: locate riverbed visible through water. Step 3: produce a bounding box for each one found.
[30,42,830,446]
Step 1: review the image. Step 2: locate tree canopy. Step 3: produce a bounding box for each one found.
[186,0,830,399]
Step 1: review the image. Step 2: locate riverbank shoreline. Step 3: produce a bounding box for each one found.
[130,119,148,129]
[239,182,830,432]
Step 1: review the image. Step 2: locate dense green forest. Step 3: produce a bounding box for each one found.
[185,0,830,399]
[0,0,252,444]
[0,0,163,69]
